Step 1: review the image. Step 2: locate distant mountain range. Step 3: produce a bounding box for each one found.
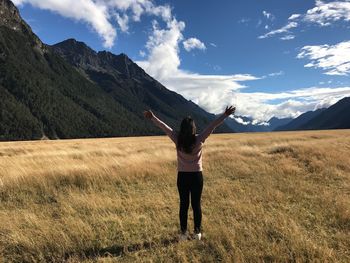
[275,108,326,131]
[275,97,350,131]
[226,96,350,132]
[0,0,349,141]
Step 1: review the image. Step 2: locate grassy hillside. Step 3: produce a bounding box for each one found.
[0,131,349,262]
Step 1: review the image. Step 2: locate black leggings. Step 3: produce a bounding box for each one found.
[177,171,203,234]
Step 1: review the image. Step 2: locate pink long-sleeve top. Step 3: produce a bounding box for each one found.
[151,114,227,172]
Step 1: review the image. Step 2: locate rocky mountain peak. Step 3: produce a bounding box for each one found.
[54,38,95,54]
[52,39,150,80]
[52,38,100,70]
[0,0,22,30]
[0,0,45,52]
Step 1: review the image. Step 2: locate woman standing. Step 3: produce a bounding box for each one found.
[143,106,235,241]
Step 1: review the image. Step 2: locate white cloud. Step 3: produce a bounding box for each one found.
[233,117,250,125]
[138,18,185,80]
[103,0,172,22]
[209,42,217,48]
[263,10,274,20]
[115,13,129,32]
[280,35,295,40]
[303,0,350,26]
[13,0,173,48]
[13,0,116,48]
[252,120,269,126]
[261,0,350,40]
[268,71,284,77]
[297,40,350,75]
[258,21,298,39]
[183,37,206,52]
[288,14,301,20]
[262,11,274,31]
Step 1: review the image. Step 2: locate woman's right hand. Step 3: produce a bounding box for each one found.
[224,105,236,116]
[143,110,155,119]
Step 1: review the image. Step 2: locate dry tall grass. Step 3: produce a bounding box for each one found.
[0,130,349,262]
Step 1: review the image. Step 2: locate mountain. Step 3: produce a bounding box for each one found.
[298,97,350,130]
[51,39,231,135]
[275,108,326,131]
[0,0,232,141]
[268,117,293,131]
[275,97,350,131]
[225,116,292,132]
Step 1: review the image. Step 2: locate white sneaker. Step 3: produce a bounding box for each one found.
[194,233,202,240]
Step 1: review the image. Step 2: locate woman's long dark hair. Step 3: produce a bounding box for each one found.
[177,116,197,154]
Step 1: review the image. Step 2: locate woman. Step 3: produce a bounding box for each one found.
[143,105,235,241]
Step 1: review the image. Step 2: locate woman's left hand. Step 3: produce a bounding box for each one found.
[224,105,236,116]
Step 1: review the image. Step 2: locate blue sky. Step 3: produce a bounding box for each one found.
[13,0,350,123]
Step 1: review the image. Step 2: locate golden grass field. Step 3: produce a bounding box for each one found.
[0,130,349,262]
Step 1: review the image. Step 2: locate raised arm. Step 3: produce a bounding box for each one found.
[143,110,177,143]
[198,105,235,143]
